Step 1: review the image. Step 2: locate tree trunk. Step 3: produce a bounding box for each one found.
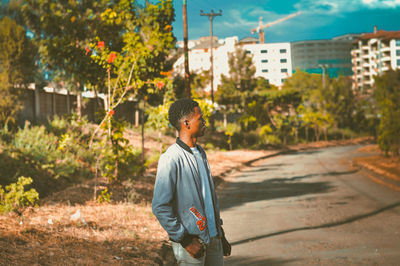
[305,126,309,143]
[223,111,227,130]
[141,102,145,161]
[314,125,319,142]
[77,91,82,121]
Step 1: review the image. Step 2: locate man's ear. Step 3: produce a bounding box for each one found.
[184,120,190,128]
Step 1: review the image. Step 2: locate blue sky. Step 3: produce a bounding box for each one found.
[171,0,400,42]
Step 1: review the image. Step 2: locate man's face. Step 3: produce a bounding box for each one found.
[187,106,207,137]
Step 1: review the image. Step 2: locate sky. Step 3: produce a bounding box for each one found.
[171,0,400,42]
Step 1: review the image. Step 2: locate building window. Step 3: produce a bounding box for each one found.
[397,59,400,66]
[280,49,287,53]
[281,79,286,83]
[281,68,288,73]
[280,58,287,63]
[262,69,268,73]
[246,50,251,54]
[396,39,400,46]
[261,59,268,63]
[396,50,400,56]
[260,50,268,54]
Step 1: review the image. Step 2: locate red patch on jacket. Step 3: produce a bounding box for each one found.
[189,207,207,231]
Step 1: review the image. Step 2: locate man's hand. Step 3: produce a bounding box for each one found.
[181,235,205,259]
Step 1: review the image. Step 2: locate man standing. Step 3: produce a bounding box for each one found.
[152,99,230,265]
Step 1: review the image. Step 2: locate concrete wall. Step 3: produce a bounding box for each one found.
[17,87,140,126]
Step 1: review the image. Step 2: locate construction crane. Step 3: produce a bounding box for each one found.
[251,11,301,43]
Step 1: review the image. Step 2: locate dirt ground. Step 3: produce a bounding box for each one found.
[1,136,398,265]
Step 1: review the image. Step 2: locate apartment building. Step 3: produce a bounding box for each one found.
[173,36,292,90]
[351,29,400,90]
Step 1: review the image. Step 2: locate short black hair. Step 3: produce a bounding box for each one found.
[168,98,199,130]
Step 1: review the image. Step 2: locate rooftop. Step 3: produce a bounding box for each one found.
[359,30,400,40]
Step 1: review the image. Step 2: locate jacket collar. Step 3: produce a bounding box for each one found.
[176,137,201,155]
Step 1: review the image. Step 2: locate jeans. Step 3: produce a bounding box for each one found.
[171,237,224,266]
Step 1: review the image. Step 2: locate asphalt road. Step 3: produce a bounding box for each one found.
[219,145,400,265]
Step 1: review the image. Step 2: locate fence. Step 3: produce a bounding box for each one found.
[18,85,141,126]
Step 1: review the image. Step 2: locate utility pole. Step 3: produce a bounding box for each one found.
[183,0,191,98]
[318,64,328,89]
[200,9,222,104]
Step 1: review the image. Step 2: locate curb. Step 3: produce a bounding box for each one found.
[353,160,400,192]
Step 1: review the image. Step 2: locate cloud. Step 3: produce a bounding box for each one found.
[362,0,400,8]
[294,0,400,14]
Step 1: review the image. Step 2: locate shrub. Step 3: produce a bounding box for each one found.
[259,124,282,145]
[0,119,94,197]
[13,123,91,181]
[97,188,112,203]
[0,176,39,214]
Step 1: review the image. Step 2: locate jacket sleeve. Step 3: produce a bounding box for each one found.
[152,153,187,242]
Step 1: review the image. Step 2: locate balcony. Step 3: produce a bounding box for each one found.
[361,45,369,50]
[361,53,370,59]
[362,62,371,67]
[380,46,391,53]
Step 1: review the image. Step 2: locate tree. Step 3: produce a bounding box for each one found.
[191,70,211,99]
[20,0,126,118]
[323,76,355,129]
[216,46,256,110]
[0,17,36,127]
[86,0,176,180]
[374,69,400,156]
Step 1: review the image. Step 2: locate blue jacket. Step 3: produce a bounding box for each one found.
[152,138,222,245]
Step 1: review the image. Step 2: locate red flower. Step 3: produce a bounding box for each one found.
[107,52,117,64]
[85,47,90,55]
[164,25,172,31]
[98,41,105,49]
[108,109,115,116]
[156,81,164,90]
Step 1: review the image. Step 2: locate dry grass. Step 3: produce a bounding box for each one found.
[0,202,168,265]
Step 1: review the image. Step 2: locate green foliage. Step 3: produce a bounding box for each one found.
[97,119,143,182]
[0,117,94,197]
[97,188,112,203]
[0,17,36,86]
[191,70,211,98]
[374,69,400,156]
[323,77,355,129]
[238,114,257,132]
[87,0,176,98]
[216,46,257,111]
[146,104,170,133]
[21,0,117,92]
[194,98,214,127]
[0,176,39,214]
[259,124,281,145]
[13,123,91,180]
[0,17,37,128]
[224,123,240,150]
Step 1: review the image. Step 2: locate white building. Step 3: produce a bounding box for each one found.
[239,40,292,87]
[351,29,400,91]
[174,36,238,92]
[173,36,293,90]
